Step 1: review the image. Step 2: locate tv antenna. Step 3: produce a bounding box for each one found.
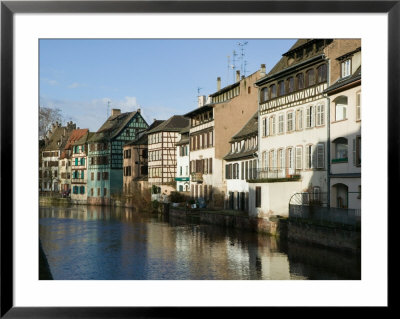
[237,41,248,76]
[232,50,238,82]
[197,87,202,96]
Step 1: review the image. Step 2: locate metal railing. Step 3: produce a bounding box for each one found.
[248,167,301,180]
[289,192,361,227]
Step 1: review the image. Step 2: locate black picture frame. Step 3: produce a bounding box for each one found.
[1,0,395,317]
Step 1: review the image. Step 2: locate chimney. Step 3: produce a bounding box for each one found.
[111,108,121,116]
[236,70,240,82]
[198,95,206,108]
[137,108,141,114]
[260,64,266,77]
[241,75,245,80]
[217,77,221,91]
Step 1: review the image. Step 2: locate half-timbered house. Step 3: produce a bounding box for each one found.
[175,124,190,193]
[122,119,164,194]
[249,39,361,217]
[87,108,148,205]
[147,115,189,195]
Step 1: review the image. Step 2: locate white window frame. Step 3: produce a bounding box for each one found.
[341,59,351,77]
[278,114,284,133]
[295,146,302,169]
[287,111,294,132]
[316,104,325,126]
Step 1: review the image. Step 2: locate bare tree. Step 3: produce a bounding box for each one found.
[39,106,63,139]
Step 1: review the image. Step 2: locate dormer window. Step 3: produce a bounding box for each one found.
[261,87,269,102]
[287,77,294,93]
[278,81,285,96]
[341,59,351,77]
[306,69,315,87]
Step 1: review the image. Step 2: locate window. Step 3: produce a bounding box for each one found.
[103,172,109,180]
[91,172,94,180]
[335,96,347,121]
[261,87,269,102]
[269,150,276,169]
[353,136,361,167]
[287,148,294,169]
[262,117,268,137]
[278,81,285,96]
[306,105,315,128]
[97,188,100,196]
[287,112,294,132]
[317,64,327,83]
[270,84,277,98]
[306,69,315,87]
[97,172,101,180]
[278,114,284,133]
[80,186,85,194]
[333,137,348,162]
[255,187,261,208]
[316,143,325,168]
[248,86,251,94]
[296,109,303,130]
[90,188,93,196]
[287,77,294,93]
[270,116,276,135]
[262,151,268,169]
[341,59,351,77]
[278,149,285,169]
[295,146,302,169]
[104,188,107,196]
[316,104,325,126]
[356,91,361,121]
[296,73,304,90]
[305,145,313,169]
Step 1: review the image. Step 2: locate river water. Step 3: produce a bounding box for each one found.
[39,205,361,280]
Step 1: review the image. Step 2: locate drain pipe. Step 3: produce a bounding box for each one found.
[327,96,331,208]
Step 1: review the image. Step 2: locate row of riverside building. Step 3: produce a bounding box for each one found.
[39,38,361,218]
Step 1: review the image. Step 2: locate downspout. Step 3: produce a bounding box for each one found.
[327,96,331,208]
[326,58,331,208]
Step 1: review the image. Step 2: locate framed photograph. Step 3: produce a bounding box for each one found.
[1,0,395,317]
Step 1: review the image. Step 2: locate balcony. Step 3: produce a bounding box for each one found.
[71,178,86,184]
[191,172,203,183]
[248,168,301,182]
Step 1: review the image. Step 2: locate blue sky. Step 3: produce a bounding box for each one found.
[40,39,296,131]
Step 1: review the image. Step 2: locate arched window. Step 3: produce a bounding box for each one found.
[287,77,294,93]
[332,183,348,208]
[333,137,348,162]
[306,69,315,87]
[296,73,304,90]
[278,81,285,96]
[317,64,327,83]
[261,87,269,102]
[270,84,277,98]
[334,96,348,121]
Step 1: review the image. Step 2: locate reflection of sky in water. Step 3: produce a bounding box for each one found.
[39,205,360,280]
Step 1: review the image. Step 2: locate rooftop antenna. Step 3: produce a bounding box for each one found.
[237,41,248,76]
[197,87,202,96]
[232,50,238,82]
[227,55,230,86]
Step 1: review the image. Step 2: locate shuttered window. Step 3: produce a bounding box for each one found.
[316,104,325,126]
[270,116,276,135]
[287,112,294,132]
[306,106,315,128]
[262,117,266,137]
[316,143,325,168]
[305,145,313,169]
[209,158,213,174]
[278,114,284,133]
[295,146,302,169]
[296,109,303,130]
[356,92,361,121]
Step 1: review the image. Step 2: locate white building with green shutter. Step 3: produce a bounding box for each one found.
[71,131,94,204]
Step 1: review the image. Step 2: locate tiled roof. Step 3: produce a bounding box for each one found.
[324,66,361,94]
[224,112,258,161]
[146,115,189,134]
[231,112,258,141]
[43,126,72,151]
[224,148,257,161]
[73,132,95,145]
[88,111,139,143]
[256,39,331,85]
[60,129,89,159]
